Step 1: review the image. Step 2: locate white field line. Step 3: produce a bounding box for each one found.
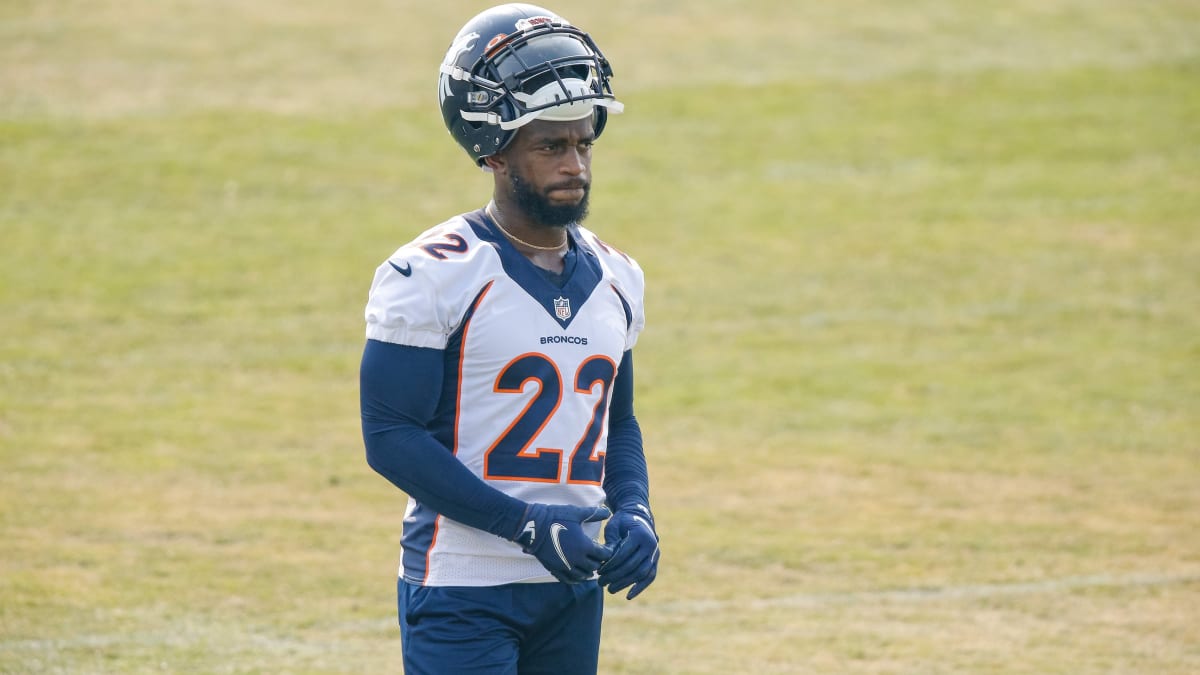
[607,571,1200,617]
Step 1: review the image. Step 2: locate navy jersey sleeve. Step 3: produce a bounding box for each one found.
[360,339,527,540]
[602,350,651,511]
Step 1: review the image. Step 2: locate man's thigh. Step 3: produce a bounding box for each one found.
[399,582,520,675]
[517,581,604,675]
[397,580,603,675]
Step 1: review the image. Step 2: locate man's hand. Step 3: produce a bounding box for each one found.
[598,504,659,600]
[513,503,613,583]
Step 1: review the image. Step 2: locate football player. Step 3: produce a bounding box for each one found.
[360,4,659,673]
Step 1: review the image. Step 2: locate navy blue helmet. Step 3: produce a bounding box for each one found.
[438,3,623,164]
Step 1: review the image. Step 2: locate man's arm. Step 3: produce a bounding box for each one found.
[360,338,528,538]
[598,350,660,599]
[602,350,650,511]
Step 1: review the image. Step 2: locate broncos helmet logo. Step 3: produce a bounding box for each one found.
[439,31,479,105]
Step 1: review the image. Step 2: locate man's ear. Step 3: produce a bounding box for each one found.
[483,153,507,174]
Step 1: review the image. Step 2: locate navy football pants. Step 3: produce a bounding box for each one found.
[398,579,604,674]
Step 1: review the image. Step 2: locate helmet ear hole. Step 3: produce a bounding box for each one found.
[454,119,481,140]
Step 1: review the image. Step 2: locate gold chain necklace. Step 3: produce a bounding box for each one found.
[486,203,567,251]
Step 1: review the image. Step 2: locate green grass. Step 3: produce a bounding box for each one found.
[2,1,1198,672]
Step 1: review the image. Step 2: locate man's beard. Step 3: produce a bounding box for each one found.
[510,170,590,228]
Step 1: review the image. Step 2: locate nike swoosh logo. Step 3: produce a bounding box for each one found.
[550,523,570,569]
[389,261,412,277]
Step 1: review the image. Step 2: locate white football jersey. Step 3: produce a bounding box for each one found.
[365,208,645,586]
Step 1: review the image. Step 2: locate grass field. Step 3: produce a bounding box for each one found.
[2,1,1198,672]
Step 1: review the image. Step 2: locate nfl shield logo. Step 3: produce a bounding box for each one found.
[553,296,571,320]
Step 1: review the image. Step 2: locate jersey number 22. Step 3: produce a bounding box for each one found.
[483,353,616,485]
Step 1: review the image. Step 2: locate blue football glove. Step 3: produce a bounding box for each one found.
[513,503,613,583]
[598,504,659,600]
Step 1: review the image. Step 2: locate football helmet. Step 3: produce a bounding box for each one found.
[438,3,624,164]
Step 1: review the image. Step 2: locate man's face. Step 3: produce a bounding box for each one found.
[501,117,595,228]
